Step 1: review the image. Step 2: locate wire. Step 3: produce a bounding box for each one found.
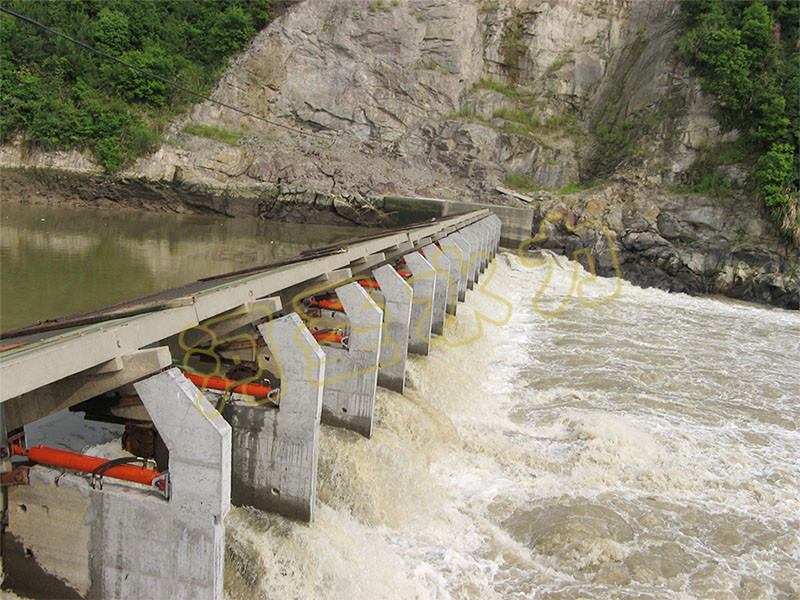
[0,6,332,141]
[91,456,151,478]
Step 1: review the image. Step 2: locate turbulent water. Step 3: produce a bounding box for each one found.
[224,251,799,600]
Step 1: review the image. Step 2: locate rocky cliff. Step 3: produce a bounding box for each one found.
[1,0,797,308]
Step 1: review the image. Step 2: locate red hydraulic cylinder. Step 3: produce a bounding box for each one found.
[182,371,273,398]
[315,299,344,311]
[15,445,165,489]
[311,330,345,344]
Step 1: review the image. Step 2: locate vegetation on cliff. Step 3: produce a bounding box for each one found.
[676,0,799,242]
[0,0,272,170]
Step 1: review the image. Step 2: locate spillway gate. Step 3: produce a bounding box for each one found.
[0,209,501,599]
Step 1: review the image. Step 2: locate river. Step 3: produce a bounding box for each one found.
[221,251,798,600]
[0,203,371,331]
[2,204,798,599]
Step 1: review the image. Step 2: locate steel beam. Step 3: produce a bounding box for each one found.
[3,348,171,430]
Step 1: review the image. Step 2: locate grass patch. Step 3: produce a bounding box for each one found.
[697,139,755,164]
[504,173,538,193]
[674,139,756,198]
[448,106,489,125]
[546,50,575,75]
[679,173,740,197]
[557,181,603,194]
[504,173,604,195]
[471,78,543,107]
[417,58,453,73]
[546,114,584,138]
[547,57,567,73]
[493,107,541,132]
[448,103,561,150]
[368,0,390,11]
[492,107,553,148]
[585,119,636,179]
[182,123,244,145]
[470,79,583,143]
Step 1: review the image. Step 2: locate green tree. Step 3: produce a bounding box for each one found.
[0,0,274,171]
[677,0,799,241]
[740,2,773,60]
[755,142,794,209]
[205,5,255,61]
[93,7,131,55]
[114,48,176,107]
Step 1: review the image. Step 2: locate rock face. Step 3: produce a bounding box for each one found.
[1,0,797,308]
[527,184,798,309]
[122,0,719,197]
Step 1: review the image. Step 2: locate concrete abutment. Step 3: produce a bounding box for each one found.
[403,252,436,356]
[422,244,451,335]
[373,265,412,394]
[223,313,325,522]
[318,283,383,438]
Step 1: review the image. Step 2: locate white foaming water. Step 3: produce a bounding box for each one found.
[225,252,800,600]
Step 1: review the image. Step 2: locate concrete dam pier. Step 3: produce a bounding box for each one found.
[0,209,501,599]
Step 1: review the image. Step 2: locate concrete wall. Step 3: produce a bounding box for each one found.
[4,368,231,599]
[421,244,451,334]
[373,265,412,394]
[382,195,534,248]
[223,314,325,522]
[403,252,436,356]
[318,283,383,437]
[440,234,470,302]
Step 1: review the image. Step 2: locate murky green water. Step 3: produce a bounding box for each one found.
[0,203,372,332]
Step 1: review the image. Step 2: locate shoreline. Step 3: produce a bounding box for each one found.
[2,166,797,311]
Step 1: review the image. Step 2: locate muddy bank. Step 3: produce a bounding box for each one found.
[0,168,389,227]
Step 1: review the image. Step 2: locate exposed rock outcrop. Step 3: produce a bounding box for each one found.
[527,183,798,309]
[1,0,796,308]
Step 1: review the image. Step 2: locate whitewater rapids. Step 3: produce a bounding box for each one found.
[224,251,799,600]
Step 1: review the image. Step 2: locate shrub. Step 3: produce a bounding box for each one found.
[676,0,799,240]
[0,0,273,171]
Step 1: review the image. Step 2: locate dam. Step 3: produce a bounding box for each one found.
[0,208,501,598]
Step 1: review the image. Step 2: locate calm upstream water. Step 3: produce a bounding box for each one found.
[2,205,799,599]
[0,203,370,331]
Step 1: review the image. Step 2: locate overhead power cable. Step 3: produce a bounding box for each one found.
[0,6,331,141]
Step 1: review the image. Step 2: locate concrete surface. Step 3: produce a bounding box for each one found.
[318,283,382,437]
[403,252,436,356]
[372,265,412,394]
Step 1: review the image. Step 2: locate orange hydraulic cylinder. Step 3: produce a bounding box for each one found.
[358,280,380,289]
[182,371,273,398]
[22,445,164,488]
[316,299,344,311]
[311,330,345,344]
